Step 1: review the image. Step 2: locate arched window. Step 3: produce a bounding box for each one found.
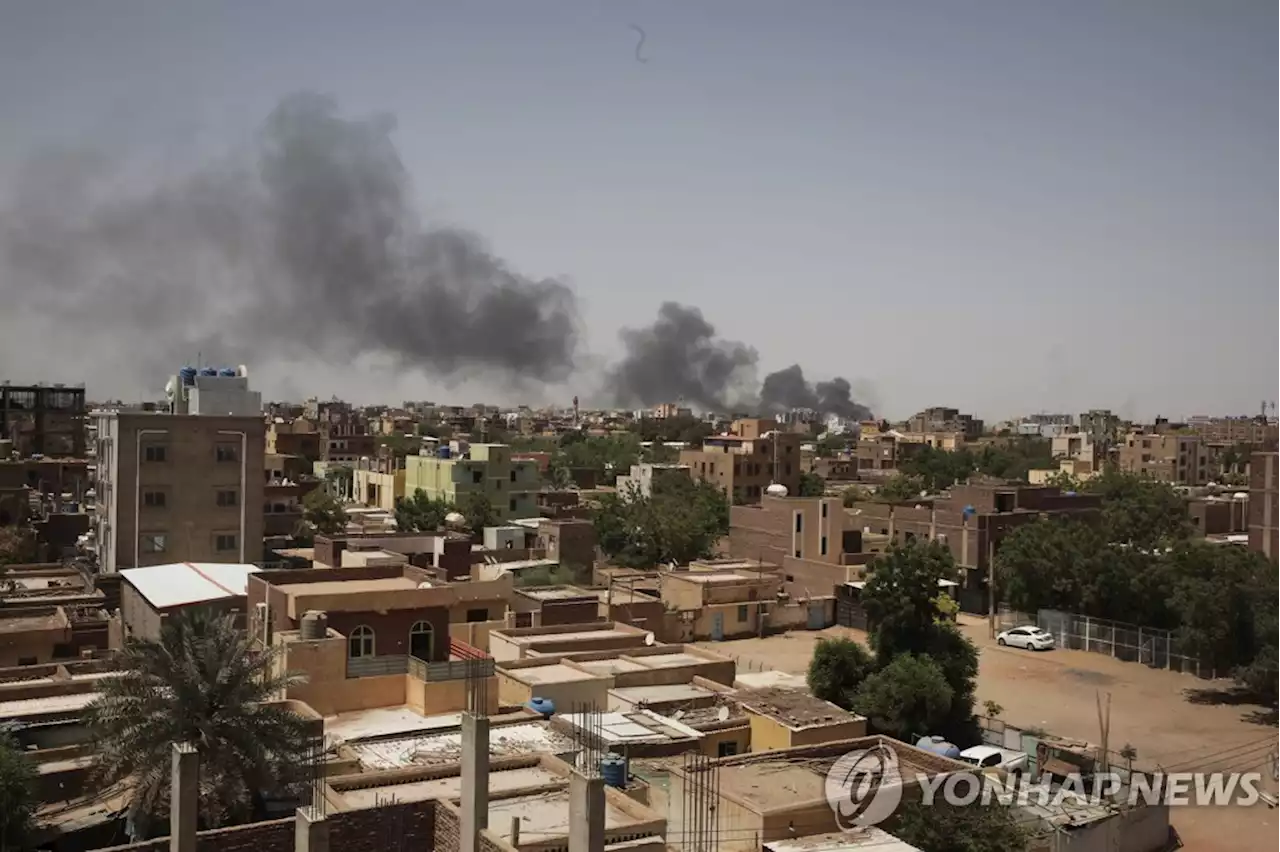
[348,625,375,659]
[409,620,434,662]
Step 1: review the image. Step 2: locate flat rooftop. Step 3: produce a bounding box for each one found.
[609,683,721,706]
[282,576,419,597]
[121,562,260,608]
[517,585,596,601]
[633,652,707,668]
[337,765,559,810]
[737,688,862,730]
[486,790,640,842]
[674,571,759,584]
[576,658,650,676]
[765,829,923,852]
[325,707,464,747]
[512,663,601,685]
[734,670,809,691]
[346,721,573,771]
[511,628,640,645]
[559,710,703,746]
[0,610,68,633]
[720,763,828,811]
[0,691,99,719]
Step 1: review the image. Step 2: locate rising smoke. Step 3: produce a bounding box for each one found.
[0,92,580,386]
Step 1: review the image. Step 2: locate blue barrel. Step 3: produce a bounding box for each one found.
[527,697,555,717]
[600,753,627,788]
[915,736,961,760]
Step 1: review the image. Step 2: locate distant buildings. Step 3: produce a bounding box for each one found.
[403,443,539,521]
[679,418,802,503]
[906,406,983,439]
[613,462,690,500]
[1185,415,1279,447]
[0,382,86,457]
[1117,431,1208,486]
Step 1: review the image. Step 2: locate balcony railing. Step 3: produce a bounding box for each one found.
[407,656,495,682]
[345,654,408,678]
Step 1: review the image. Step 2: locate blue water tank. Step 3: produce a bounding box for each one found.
[600,753,628,788]
[437,446,451,460]
[962,505,976,519]
[200,367,218,377]
[915,736,961,760]
[218,367,237,377]
[526,697,555,717]
[179,367,198,386]
[1064,491,1077,497]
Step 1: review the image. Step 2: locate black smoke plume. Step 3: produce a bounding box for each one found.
[0,92,580,385]
[759,365,872,420]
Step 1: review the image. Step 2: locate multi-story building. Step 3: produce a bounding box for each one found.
[1079,409,1122,445]
[679,419,801,503]
[1185,416,1279,447]
[1248,451,1278,559]
[403,443,539,521]
[613,463,690,500]
[94,368,265,573]
[1117,431,1208,485]
[0,382,86,457]
[906,407,983,439]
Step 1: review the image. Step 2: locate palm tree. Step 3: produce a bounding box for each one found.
[85,611,313,838]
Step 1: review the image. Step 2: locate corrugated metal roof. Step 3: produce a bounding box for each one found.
[120,562,260,609]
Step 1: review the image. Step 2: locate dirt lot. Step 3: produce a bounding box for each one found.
[696,616,1278,852]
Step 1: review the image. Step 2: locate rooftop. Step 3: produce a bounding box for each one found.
[734,670,809,691]
[557,709,703,746]
[736,688,863,731]
[719,763,829,810]
[485,789,641,843]
[511,663,601,685]
[281,576,420,597]
[516,585,597,601]
[324,707,464,747]
[334,764,560,810]
[765,829,923,852]
[0,690,99,720]
[120,562,260,609]
[0,608,69,633]
[609,683,722,706]
[345,721,573,771]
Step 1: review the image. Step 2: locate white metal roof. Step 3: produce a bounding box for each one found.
[121,562,260,609]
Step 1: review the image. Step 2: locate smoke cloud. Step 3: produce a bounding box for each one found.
[758,365,873,421]
[0,92,580,385]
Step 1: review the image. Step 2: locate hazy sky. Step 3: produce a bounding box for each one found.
[0,1,1275,421]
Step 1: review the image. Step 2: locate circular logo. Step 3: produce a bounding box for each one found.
[824,744,904,829]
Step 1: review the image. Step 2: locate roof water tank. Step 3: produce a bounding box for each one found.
[179,367,198,386]
[300,611,328,640]
[200,367,218,377]
[765,483,789,497]
[218,367,238,377]
[600,754,628,788]
[915,736,961,759]
[1233,492,1249,500]
[962,505,976,519]
[437,446,451,460]
[1064,491,1077,497]
[526,697,555,717]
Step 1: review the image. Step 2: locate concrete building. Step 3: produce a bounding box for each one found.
[1186,415,1278,446]
[94,409,266,572]
[1118,431,1209,485]
[613,462,691,500]
[906,406,983,439]
[679,419,802,503]
[488,621,653,662]
[734,687,867,751]
[1248,451,1278,558]
[404,443,539,521]
[352,455,406,511]
[0,382,86,458]
[119,561,259,641]
[1079,409,1122,444]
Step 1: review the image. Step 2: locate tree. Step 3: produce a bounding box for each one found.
[0,732,35,849]
[875,474,927,502]
[854,654,953,740]
[983,700,1004,718]
[460,492,499,532]
[85,611,313,837]
[996,517,1106,615]
[301,489,347,537]
[890,799,1026,852]
[322,464,353,501]
[394,489,453,533]
[807,637,876,709]
[797,472,825,497]
[593,477,729,568]
[897,446,975,491]
[1168,543,1274,674]
[842,485,869,507]
[1081,468,1191,547]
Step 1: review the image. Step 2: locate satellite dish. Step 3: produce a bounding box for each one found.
[643,632,656,646]
[717,706,731,722]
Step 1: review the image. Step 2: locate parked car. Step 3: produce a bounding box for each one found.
[996,625,1054,650]
[959,745,1030,776]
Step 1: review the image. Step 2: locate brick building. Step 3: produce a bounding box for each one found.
[1117,431,1208,485]
[906,406,983,439]
[1248,451,1278,559]
[680,418,802,503]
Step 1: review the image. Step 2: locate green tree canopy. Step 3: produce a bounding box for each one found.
[555,434,644,482]
[1081,468,1191,547]
[807,637,876,709]
[593,476,729,568]
[853,654,954,741]
[0,731,35,849]
[875,474,927,502]
[301,488,347,536]
[394,489,454,533]
[460,492,500,532]
[797,472,826,497]
[890,799,1027,852]
[85,611,313,837]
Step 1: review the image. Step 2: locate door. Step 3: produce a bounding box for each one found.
[711,611,724,641]
[807,601,825,630]
[409,621,435,661]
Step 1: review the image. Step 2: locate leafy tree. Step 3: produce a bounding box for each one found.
[842,485,870,507]
[854,654,953,740]
[807,638,876,709]
[556,434,644,482]
[797,472,825,497]
[85,611,313,837]
[1168,543,1274,673]
[814,433,853,458]
[322,464,353,499]
[593,476,728,568]
[1081,468,1190,547]
[394,489,454,532]
[890,800,1026,852]
[875,474,927,502]
[301,488,347,536]
[983,700,1004,718]
[631,415,712,445]
[0,731,35,849]
[897,446,976,490]
[460,492,500,532]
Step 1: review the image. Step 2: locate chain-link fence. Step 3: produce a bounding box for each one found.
[996,605,1213,678]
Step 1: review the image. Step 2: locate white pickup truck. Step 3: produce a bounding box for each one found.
[958,745,1029,776]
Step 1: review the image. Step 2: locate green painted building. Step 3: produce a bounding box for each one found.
[404,443,540,521]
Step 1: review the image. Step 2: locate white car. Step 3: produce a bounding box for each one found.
[996,625,1054,651]
[959,745,1029,776]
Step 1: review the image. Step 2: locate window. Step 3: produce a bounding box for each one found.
[472,470,483,484]
[215,533,238,552]
[140,533,167,553]
[785,574,795,582]
[821,502,828,519]
[349,625,376,659]
[466,608,489,623]
[215,443,239,463]
[510,470,517,482]
[216,489,239,507]
[409,621,433,660]
[737,605,749,621]
[143,491,166,508]
[794,513,803,533]
[509,498,517,512]
[794,549,802,559]
[820,536,828,556]
[718,741,739,758]
[143,444,167,463]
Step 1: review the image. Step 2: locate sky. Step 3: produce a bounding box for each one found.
[0,0,1274,422]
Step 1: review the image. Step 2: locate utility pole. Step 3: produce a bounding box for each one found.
[987,537,996,639]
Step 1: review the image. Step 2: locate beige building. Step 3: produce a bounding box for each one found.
[1249,451,1278,558]
[94,410,266,572]
[680,419,801,503]
[1118,431,1208,485]
[403,443,539,521]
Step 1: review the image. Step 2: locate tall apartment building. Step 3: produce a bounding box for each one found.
[93,368,265,572]
[1079,409,1122,445]
[906,407,984,439]
[1185,416,1279,447]
[403,443,539,521]
[1117,431,1208,485]
[679,418,801,503]
[0,382,86,457]
[1248,451,1278,559]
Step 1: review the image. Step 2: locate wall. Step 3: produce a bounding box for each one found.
[276,632,407,715]
[697,724,751,759]
[667,768,764,852]
[539,598,599,626]
[496,664,611,710]
[323,606,450,661]
[406,674,499,717]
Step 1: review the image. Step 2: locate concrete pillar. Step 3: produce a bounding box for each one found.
[461,713,490,852]
[887,505,895,542]
[295,806,329,852]
[928,506,937,541]
[569,773,606,852]
[170,743,198,852]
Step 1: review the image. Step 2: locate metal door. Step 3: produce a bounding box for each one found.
[711,611,724,641]
[808,601,825,630]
